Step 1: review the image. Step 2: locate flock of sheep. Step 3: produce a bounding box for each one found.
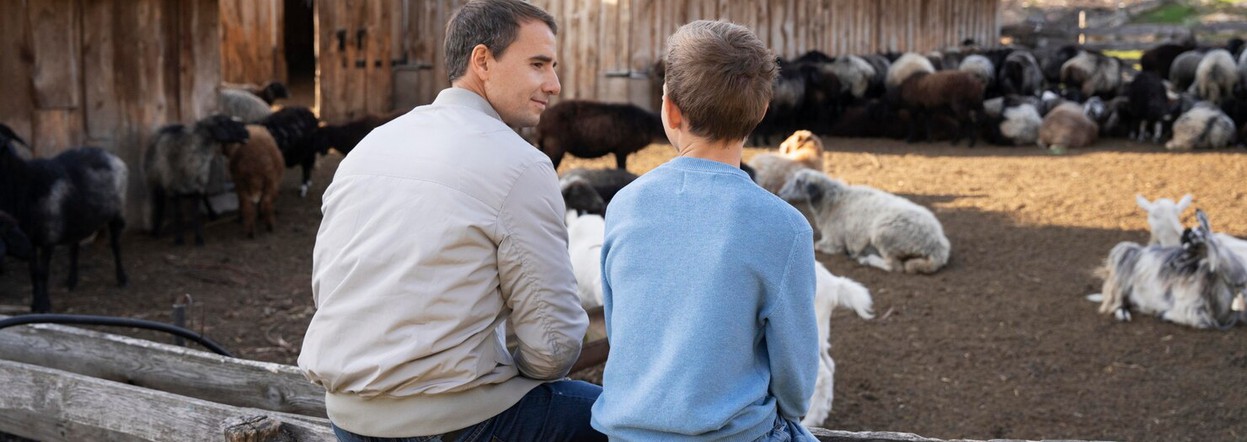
[0,81,399,313]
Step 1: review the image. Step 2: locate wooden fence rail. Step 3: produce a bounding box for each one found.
[0,319,1111,442]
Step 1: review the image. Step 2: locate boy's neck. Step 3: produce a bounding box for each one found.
[674,137,743,167]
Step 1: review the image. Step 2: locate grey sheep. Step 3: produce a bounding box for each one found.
[778,169,950,274]
[144,115,250,245]
[1190,49,1238,106]
[219,88,273,123]
[1165,102,1237,151]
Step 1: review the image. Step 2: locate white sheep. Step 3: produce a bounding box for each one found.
[1060,51,1122,100]
[219,88,273,123]
[564,209,605,309]
[1165,102,1237,151]
[829,55,876,100]
[804,260,874,427]
[1099,210,1247,329]
[1190,49,1238,106]
[749,130,824,195]
[778,169,950,274]
[958,54,995,90]
[885,52,935,93]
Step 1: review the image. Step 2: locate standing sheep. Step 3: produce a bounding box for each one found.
[144,115,251,245]
[1,124,130,312]
[998,50,1044,97]
[1165,102,1237,150]
[219,89,273,123]
[897,70,986,146]
[1190,49,1239,106]
[1126,71,1173,143]
[535,100,665,170]
[221,126,285,238]
[778,169,950,274]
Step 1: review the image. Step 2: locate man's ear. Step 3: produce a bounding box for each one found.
[469,44,492,79]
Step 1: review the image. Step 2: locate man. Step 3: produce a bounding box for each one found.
[591,20,820,441]
[299,1,602,440]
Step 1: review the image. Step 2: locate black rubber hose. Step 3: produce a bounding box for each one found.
[0,314,234,357]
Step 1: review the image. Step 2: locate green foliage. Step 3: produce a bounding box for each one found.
[1136,3,1199,24]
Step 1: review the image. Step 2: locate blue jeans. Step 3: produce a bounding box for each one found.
[755,414,817,442]
[331,380,605,442]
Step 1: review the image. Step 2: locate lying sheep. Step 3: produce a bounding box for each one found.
[222,126,285,238]
[564,208,605,309]
[778,169,950,274]
[144,115,251,245]
[778,129,824,169]
[1038,101,1098,151]
[535,100,665,170]
[2,124,130,313]
[749,130,825,195]
[1190,49,1239,106]
[560,174,607,217]
[560,168,638,208]
[982,96,1042,146]
[1165,102,1237,150]
[1099,210,1247,329]
[804,260,874,427]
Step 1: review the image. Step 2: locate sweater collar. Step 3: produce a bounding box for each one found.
[433,87,504,122]
[667,156,749,178]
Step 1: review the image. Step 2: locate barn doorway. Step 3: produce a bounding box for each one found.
[283,0,316,110]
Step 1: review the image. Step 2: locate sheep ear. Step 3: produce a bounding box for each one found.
[1177,194,1192,212]
[804,178,824,204]
[1135,194,1152,211]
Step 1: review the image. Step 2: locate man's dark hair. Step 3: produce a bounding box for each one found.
[444,0,558,83]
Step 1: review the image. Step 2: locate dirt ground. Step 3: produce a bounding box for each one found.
[2,137,1246,442]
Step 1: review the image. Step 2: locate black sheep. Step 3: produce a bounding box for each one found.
[1,123,129,313]
[0,210,32,275]
[311,110,404,156]
[898,70,986,146]
[1141,43,1196,80]
[1127,71,1172,143]
[561,167,639,208]
[260,106,321,197]
[535,100,664,170]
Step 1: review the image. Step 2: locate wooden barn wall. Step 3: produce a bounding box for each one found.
[396,0,999,107]
[0,0,221,226]
[315,0,399,123]
[219,0,286,86]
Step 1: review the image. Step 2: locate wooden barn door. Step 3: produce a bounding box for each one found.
[317,0,395,123]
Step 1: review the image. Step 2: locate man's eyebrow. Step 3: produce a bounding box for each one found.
[530,55,555,63]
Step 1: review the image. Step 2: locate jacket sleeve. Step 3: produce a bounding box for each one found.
[496,161,588,380]
[764,230,820,421]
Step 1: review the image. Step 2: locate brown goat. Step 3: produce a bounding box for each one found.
[898,70,985,146]
[222,126,285,238]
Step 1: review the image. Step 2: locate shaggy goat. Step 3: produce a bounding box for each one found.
[897,70,985,146]
[560,168,638,208]
[803,260,874,427]
[535,100,665,170]
[778,169,950,274]
[260,106,321,197]
[1099,210,1247,329]
[222,126,285,238]
[145,115,250,245]
[1136,194,1247,263]
[1037,101,1099,151]
[1,124,129,313]
[1190,49,1239,106]
[1165,102,1237,150]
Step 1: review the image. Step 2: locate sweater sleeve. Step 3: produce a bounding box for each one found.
[764,230,820,421]
[496,161,588,380]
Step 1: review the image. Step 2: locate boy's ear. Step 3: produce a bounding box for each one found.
[662,94,683,130]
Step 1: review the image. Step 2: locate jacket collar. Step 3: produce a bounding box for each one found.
[434,87,503,123]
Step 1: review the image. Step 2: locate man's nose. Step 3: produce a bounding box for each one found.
[545,70,561,96]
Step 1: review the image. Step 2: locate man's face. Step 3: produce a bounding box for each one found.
[483,21,560,128]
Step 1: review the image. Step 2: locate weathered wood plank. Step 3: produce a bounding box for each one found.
[0,0,34,145]
[0,359,334,442]
[81,0,120,142]
[28,0,81,109]
[31,108,83,157]
[179,0,222,122]
[0,317,327,418]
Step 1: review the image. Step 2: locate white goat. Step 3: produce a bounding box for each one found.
[779,169,950,274]
[804,261,874,427]
[1099,210,1247,329]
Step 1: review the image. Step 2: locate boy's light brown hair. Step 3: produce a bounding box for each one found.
[663,20,776,142]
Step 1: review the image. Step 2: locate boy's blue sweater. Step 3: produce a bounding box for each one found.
[590,157,819,440]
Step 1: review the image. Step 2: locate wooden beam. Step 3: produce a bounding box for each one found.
[0,317,327,418]
[0,359,334,442]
